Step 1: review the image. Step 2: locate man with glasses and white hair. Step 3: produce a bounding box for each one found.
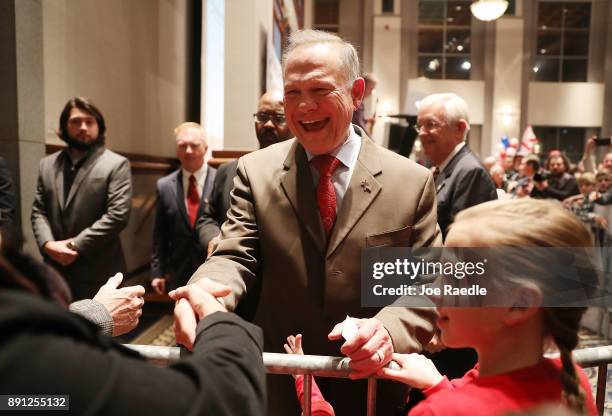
[174,30,441,414]
[416,93,497,240]
[412,93,497,398]
[150,122,216,294]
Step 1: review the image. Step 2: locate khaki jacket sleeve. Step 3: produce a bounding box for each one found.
[376,170,441,352]
[189,158,258,311]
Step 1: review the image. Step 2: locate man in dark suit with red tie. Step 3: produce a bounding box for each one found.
[150,122,216,294]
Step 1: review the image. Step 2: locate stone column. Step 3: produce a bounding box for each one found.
[0,0,45,256]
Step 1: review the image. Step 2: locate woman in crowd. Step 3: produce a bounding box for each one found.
[0,247,265,415]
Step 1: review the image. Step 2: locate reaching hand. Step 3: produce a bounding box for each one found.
[283,334,304,355]
[328,317,394,379]
[377,353,443,390]
[93,273,145,336]
[169,278,232,350]
[283,334,304,380]
[172,298,198,350]
[151,277,166,295]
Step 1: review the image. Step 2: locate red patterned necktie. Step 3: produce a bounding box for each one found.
[311,155,341,239]
[187,174,200,227]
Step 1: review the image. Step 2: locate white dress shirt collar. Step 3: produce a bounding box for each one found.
[182,163,207,198]
[438,141,466,173]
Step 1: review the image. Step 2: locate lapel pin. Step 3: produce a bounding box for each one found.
[360,179,372,193]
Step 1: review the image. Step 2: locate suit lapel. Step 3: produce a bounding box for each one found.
[65,146,105,208]
[326,136,381,258]
[54,153,66,210]
[436,145,468,194]
[174,170,191,228]
[280,141,326,253]
[197,166,215,217]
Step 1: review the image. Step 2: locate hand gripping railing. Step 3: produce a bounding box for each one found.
[126,344,612,416]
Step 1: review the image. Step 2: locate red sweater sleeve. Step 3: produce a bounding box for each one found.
[295,375,335,416]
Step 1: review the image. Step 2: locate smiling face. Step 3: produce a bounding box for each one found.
[283,43,364,155]
[417,103,465,166]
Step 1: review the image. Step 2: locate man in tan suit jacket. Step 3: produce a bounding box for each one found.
[173,30,441,415]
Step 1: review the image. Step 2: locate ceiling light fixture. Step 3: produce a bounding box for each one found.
[470,0,508,22]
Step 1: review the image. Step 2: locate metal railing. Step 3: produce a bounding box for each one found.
[126,344,612,416]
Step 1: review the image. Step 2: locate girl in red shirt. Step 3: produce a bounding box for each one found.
[379,198,598,415]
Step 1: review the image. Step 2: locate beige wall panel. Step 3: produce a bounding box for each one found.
[404,78,485,125]
[527,82,605,127]
[42,0,189,157]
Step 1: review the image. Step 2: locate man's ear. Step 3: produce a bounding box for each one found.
[456,119,469,139]
[351,77,365,109]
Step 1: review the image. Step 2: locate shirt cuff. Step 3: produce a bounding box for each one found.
[69,299,114,337]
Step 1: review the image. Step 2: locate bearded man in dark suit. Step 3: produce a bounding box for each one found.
[31,97,132,301]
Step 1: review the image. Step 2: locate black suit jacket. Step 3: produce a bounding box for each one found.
[196,160,238,250]
[436,145,498,238]
[151,166,216,290]
[0,290,265,416]
[531,172,579,201]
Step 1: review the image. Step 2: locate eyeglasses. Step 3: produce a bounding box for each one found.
[413,120,445,133]
[253,112,286,124]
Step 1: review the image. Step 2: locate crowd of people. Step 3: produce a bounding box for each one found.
[486,139,612,251]
[0,29,603,415]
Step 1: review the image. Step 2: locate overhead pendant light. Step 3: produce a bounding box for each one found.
[470,0,509,21]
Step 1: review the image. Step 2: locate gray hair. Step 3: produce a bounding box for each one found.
[418,93,471,140]
[282,29,360,86]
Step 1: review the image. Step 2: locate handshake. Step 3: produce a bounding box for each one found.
[170,279,398,379]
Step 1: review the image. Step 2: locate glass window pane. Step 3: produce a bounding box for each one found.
[446,56,471,80]
[563,31,589,56]
[533,58,560,81]
[561,58,587,82]
[446,1,471,26]
[538,2,563,29]
[419,29,444,53]
[533,127,558,157]
[564,2,591,28]
[382,0,394,13]
[536,30,561,55]
[419,0,444,25]
[504,0,516,16]
[559,127,585,162]
[446,29,471,54]
[314,0,339,25]
[418,56,443,79]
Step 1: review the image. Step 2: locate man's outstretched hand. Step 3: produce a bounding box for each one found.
[169,278,232,350]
